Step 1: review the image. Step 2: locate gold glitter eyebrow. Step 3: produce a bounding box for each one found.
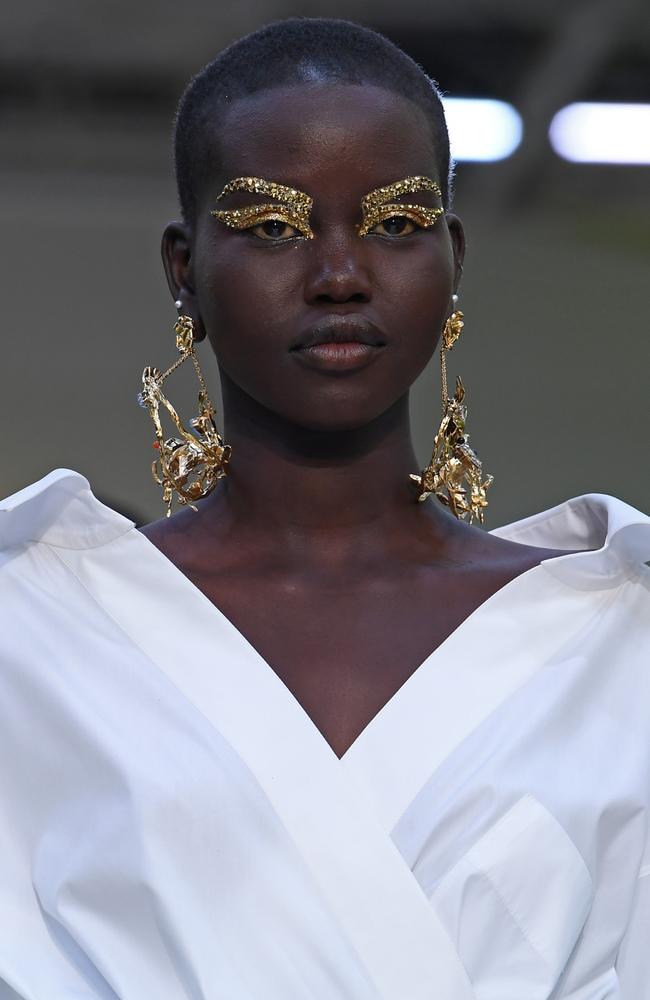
[210,176,314,239]
[358,175,444,237]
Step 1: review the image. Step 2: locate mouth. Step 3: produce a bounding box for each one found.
[290,316,386,372]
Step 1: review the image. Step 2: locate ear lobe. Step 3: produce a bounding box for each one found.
[161,221,208,343]
[161,220,195,305]
[190,316,208,343]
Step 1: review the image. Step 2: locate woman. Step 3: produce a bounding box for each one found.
[1,18,648,999]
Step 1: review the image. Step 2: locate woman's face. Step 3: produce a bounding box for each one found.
[170,82,464,432]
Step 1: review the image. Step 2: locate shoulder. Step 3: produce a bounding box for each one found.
[0,472,137,665]
[491,493,650,589]
[0,469,133,554]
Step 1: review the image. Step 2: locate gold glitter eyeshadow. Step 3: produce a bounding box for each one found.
[358,175,444,237]
[211,176,314,239]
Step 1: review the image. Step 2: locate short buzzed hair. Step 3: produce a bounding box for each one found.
[173,18,452,226]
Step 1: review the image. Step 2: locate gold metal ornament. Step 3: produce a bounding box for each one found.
[138,314,231,516]
[211,176,314,239]
[358,176,444,237]
[410,298,493,523]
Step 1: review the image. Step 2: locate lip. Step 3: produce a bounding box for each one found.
[291,315,386,350]
[290,315,386,372]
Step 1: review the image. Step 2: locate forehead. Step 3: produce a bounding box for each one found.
[205,83,439,197]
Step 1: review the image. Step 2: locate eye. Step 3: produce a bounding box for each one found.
[369,215,419,237]
[249,217,304,241]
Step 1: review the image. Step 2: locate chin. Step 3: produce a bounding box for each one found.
[278,393,405,436]
[221,364,409,437]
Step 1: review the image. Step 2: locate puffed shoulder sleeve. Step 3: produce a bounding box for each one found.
[0,469,132,552]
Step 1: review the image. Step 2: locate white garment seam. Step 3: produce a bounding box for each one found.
[493,494,650,583]
[465,793,539,859]
[493,494,607,537]
[27,526,134,552]
[638,864,650,879]
[465,860,556,976]
[467,798,591,975]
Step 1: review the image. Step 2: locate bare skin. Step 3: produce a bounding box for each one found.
[143,83,569,759]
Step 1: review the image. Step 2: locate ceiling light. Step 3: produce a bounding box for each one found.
[550,103,650,165]
[442,98,523,162]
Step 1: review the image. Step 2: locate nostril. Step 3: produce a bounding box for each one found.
[304,247,373,305]
[314,290,370,304]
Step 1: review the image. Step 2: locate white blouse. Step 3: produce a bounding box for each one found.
[1,469,649,999]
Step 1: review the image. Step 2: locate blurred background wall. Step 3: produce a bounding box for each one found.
[1,0,648,526]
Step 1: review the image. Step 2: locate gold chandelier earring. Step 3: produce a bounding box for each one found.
[410,294,493,524]
[138,303,232,516]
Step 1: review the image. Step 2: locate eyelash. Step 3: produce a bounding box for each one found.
[211,204,313,241]
[214,207,442,243]
[246,211,431,242]
[247,214,310,242]
[245,216,423,245]
[362,211,425,238]
[358,205,444,238]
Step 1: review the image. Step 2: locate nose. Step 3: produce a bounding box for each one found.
[303,229,372,305]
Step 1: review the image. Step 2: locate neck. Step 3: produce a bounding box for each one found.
[201,374,452,563]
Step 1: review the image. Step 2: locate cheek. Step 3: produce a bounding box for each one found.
[194,233,302,360]
[195,264,295,405]
[194,243,309,415]
[372,240,454,372]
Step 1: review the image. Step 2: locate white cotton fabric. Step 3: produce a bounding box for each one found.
[0,468,649,999]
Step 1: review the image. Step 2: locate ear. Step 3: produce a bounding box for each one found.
[445,212,466,294]
[161,222,207,341]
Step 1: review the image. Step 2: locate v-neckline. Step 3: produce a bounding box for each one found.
[113,526,609,834]
[133,526,577,764]
[56,517,484,998]
[49,491,626,996]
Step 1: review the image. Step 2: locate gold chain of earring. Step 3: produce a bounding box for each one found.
[138,310,231,516]
[410,295,493,524]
